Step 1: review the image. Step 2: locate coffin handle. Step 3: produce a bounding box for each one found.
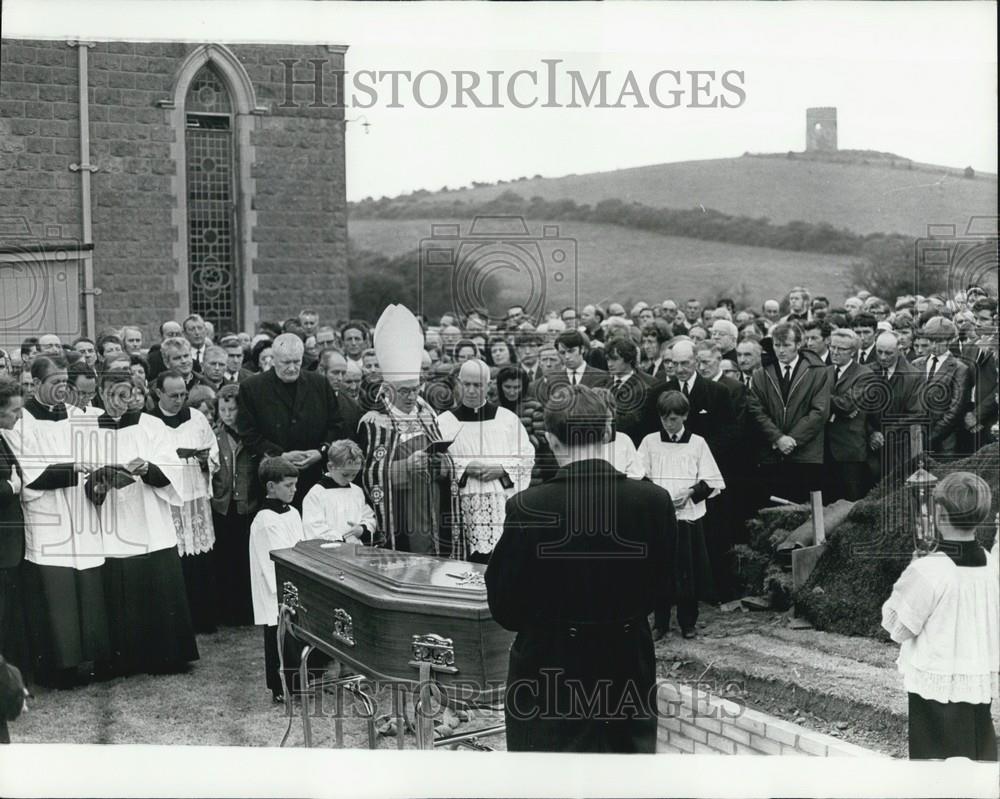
[409,633,459,674]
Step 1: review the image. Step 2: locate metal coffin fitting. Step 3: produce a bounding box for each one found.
[332,608,355,647]
[409,633,458,674]
[282,581,301,612]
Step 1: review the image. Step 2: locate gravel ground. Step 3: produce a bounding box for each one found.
[651,604,999,758]
[11,625,505,750]
[14,609,994,757]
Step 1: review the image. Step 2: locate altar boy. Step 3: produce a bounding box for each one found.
[249,456,304,702]
[301,440,377,544]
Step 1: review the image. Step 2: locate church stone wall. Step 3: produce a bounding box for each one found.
[0,39,348,340]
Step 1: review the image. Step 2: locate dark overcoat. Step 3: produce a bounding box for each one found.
[485,458,675,753]
[235,369,343,505]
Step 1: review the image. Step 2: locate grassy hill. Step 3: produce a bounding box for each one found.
[394,153,998,239]
[348,218,856,310]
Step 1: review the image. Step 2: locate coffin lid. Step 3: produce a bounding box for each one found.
[273,540,491,610]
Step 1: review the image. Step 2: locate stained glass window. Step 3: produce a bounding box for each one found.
[185,65,238,332]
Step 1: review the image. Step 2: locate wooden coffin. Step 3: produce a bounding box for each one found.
[272,540,514,701]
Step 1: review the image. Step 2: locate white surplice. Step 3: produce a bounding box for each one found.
[437,403,534,556]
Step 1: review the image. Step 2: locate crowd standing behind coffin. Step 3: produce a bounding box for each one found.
[0,284,997,753]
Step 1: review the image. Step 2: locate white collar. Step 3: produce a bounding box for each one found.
[710,370,723,382]
[684,374,697,392]
[780,356,799,374]
[568,362,587,376]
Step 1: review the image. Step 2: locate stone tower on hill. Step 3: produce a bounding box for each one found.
[806,107,838,152]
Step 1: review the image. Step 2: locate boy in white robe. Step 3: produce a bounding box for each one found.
[249,456,305,701]
[637,389,724,640]
[301,440,377,543]
[882,473,998,761]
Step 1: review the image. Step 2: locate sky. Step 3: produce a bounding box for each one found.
[5,1,997,201]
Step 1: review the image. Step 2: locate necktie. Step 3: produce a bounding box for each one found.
[781,365,791,398]
[928,356,938,377]
[572,370,579,385]
[682,381,689,397]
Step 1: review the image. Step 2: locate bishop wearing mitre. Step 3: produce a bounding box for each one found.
[357,305,458,555]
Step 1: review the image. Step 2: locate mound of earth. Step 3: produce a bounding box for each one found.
[794,443,999,638]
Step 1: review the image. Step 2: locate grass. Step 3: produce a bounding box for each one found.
[349,217,857,309]
[399,155,999,238]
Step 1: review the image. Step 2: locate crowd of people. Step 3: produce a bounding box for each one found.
[0,282,997,756]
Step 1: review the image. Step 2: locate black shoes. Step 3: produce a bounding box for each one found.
[681,628,696,640]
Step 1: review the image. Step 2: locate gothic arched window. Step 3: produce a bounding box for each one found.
[185,64,238,333]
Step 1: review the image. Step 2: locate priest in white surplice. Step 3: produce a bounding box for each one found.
[437,359,534,562]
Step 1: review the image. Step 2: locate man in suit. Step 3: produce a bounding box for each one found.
[528,344,564,403]
[866,331,924,483]
[735,339,762,391]
[183,314,209,369]
[913,317,971,456]
[803,319,834,365]
[852,312,879,366]
[160,336,214,394]
[219,335,254,384]
[746,322,832,505]
[486,385,675,753]
[709,319,739,364]
[554,330,610,389]
[604,337,660,446]
[824,329,874,501]
[652,340,738,470]
[146,320,186,381]
[317,347,363,441]
[641,319,673,381]
[691,340,748,593]
[236,333,344,507]
[0,377,28,677]
[515,332,543,384]
[892,319,918,362]
[959,297,998,453]
[695,342,746,422]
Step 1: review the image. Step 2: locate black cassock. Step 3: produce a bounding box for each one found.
[485,458,675,753]
[235,369,344,506]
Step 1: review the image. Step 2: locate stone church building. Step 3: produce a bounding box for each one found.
[0,39,348,349]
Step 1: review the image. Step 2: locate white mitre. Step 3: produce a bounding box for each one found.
[374,303,424,384]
